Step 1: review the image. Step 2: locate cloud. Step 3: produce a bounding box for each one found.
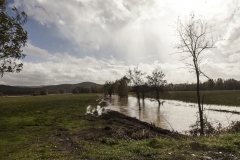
[23,43,49,59]
[11,0,239,61]
[1,39,240,86]
[216,1,240,54]
[4,0,240,86]
[1,54,240,86]
[1,44,129,86]
[10,0,176,64]
[228,52,240,62]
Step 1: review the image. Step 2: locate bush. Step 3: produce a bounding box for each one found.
[226,121,240,133]
[188,114,224,136]
[59,88,66,94]
[32,93,39,96]
[39,89,48,95]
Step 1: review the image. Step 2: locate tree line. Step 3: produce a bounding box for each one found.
[72,85,103,94]
[167,78,240,91]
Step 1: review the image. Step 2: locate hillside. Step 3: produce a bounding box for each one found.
[0,82,100,95]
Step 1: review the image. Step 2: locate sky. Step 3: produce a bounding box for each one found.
[1,0,240,86]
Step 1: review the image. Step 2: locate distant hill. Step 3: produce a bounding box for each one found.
[0,82,101,95]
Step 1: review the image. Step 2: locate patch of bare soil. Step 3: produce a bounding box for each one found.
[43,111,183,156]
[84,111,183,140]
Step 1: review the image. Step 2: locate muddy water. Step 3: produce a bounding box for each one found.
[105,95,240,133]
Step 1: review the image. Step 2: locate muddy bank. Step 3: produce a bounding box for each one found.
[37,111,240,159]
[44,111,184,156]
[81,110,183,140]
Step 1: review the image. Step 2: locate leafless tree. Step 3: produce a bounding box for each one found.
[127,67,145,110]
[174,12,218,135]
[147,69,167,106]
[103,81,114,97]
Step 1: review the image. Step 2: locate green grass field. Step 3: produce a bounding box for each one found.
[161,90,240,107]
[0,94,100,159]
[0,93,240,159]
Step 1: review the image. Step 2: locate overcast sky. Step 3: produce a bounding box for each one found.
[1,0,240,86]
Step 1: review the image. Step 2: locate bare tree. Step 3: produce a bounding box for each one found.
[103,81,114,97]
[139,82,148,102]
[147,69,167,106]
[174,12,218,135]
[127,67,145,110]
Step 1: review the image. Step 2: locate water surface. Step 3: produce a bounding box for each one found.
[105,95,240,133]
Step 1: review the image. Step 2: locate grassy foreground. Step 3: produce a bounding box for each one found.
[162,90,240,107]
[0,94,240,159]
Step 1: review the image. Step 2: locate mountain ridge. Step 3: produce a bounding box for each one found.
[0,82,101,95]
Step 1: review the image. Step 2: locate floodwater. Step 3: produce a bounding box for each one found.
[104,95,240,133]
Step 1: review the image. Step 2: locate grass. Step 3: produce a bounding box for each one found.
[72,133,240,159]
[0,93,239,159]
[161,90,240,106]
[0,94,100,159]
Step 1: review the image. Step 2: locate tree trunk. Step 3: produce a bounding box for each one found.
[157,99,161,106]
[141,91,145,102]
[137,94,141,110]
[196,67,204,135]
[136,87,141,110]
[156,88,160,106]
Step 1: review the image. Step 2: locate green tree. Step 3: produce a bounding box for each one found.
[59,88,66,94]
[39,89,48,95]
[0,0,27,76]
[91,85,103,93]
[117,76,130,98]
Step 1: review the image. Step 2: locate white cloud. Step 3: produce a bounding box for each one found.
[23,43,49,59]
[1,52,239,86]
[4,0,240,86]
[9,0,176,63]
[216,1,240,54]
[229,53,240,62]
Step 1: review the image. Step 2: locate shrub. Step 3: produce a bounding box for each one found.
[32,93,39,96]
[39,89,48,95]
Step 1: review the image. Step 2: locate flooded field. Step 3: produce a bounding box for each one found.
[104,95,240,133]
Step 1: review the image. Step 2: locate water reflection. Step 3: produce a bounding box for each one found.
[105,95,240,133]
